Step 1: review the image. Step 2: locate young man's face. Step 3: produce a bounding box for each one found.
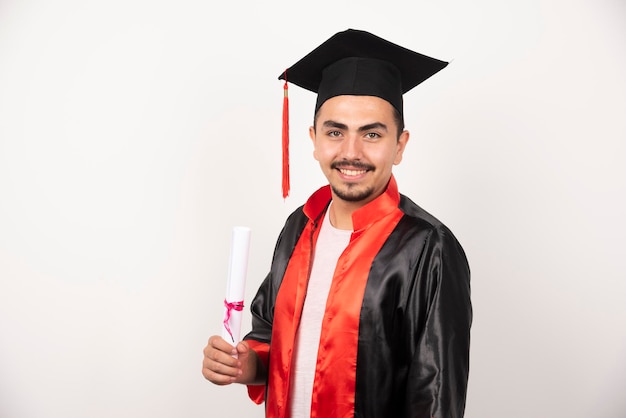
[310,95,409,207]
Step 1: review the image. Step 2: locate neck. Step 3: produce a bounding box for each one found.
[328,198,362,230]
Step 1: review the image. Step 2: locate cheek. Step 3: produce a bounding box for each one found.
[313,145,333,163]
[385,144,404,166]
[313,144,336,163]
[367,147,395,167]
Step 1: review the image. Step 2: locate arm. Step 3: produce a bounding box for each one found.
[240,272,276,404]
[406,227,472,417]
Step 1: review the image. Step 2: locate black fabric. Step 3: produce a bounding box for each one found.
[278,29,448,116]
[316,57,404,116]
[244,195,472,417]
[354,195,472,417]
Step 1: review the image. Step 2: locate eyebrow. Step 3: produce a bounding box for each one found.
[321,120,388,133]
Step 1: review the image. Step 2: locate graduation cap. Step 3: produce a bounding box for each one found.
[279,28,447,198]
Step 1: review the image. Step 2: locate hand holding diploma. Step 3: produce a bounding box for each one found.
[202,226,266,386]
[202,336,265,385]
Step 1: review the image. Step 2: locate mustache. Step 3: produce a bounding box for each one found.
[331,160,375,171]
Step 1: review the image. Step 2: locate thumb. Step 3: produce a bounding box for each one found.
[236,340,250,356]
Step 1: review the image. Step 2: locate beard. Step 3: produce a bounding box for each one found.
[331,183,375,202]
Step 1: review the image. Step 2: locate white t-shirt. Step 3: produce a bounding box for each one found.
[289,207,352,417]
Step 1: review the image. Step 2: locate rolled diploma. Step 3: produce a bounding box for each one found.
[221,226,251,345]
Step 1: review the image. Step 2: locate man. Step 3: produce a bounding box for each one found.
[202,29,472,418]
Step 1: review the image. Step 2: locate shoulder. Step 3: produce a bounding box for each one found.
[271,205,309,257]
[398,194,454,236]
[396,194,468,260]
[282,205,308,233]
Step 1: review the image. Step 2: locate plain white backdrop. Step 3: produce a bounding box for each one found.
[1,0,625,417]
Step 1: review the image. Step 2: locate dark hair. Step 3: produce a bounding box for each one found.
[392,107,405,138]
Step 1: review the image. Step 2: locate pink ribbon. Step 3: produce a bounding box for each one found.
[223,299,244,343]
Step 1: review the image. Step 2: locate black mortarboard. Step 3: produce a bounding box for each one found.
[278,28,448,198]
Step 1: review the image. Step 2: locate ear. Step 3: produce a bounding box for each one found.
[393,130,410,165]
[309,126,319,161]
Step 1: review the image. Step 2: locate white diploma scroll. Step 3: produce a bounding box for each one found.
[221,226,251,345]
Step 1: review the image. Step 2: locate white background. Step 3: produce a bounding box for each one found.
[1,0,625,417]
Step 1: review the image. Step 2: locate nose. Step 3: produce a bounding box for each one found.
[341,135,363,160]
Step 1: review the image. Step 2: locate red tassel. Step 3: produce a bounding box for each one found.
[281,72,290,198]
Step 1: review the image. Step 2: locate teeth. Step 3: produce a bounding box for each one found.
[340,169,366,176]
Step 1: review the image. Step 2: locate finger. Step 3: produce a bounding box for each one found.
[202,353,242,384]
[202,364,239,385]
[203,342,240,369]
[207,335,238,355]
[207,335,232,351]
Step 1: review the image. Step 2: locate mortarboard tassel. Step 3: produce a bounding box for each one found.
[281,71,290,198]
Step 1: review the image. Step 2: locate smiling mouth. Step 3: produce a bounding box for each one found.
[332,161,374,177]
[339,168,367,176]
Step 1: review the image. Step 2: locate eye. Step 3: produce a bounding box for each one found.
[327,130,342,138]
[364,132,381,140]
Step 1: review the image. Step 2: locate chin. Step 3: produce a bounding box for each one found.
[331,185,375,203]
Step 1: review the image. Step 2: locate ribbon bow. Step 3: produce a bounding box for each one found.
[223,299,244,343]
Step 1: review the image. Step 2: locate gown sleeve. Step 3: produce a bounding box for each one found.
[243,272,273,404]
[405,225,472,417]
[243,265,277,403]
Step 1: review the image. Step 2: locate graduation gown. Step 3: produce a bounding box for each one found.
[244,176,472,418]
